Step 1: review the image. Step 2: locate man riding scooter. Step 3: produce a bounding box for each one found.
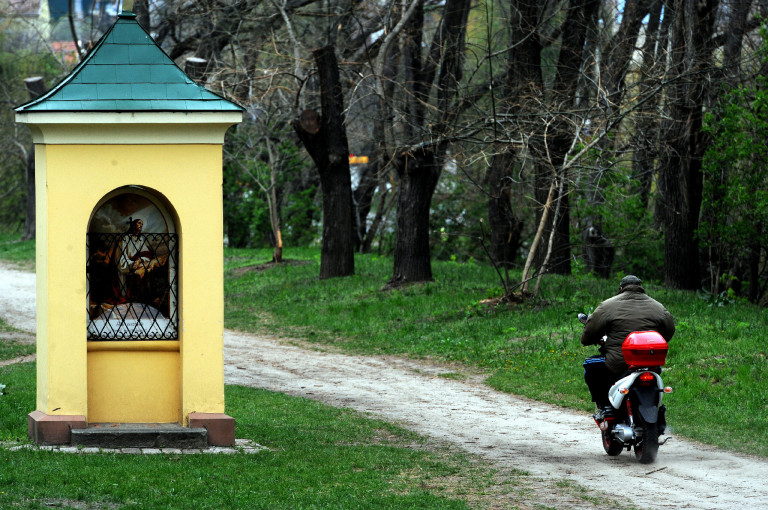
[581,275,676,421]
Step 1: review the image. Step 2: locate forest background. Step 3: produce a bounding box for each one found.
[1,0,767,304]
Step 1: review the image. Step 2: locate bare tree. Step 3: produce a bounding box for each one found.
[657,0,719,290]
[520,0,600,289]
[293,46,355,278]
[631,0,668,211]
[486,0,541,270]
[578,0,655,278]
[7,0,768,301]
[379,0,473,286]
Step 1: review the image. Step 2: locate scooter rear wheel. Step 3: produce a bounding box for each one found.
[601,425,623,456]
[634,421,659,464]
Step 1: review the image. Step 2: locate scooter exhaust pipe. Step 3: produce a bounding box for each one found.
[612,424,635,443]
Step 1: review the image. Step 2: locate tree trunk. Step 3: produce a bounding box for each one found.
[584,0,653,263]
[522,176,557,292]
[487,151,523,267]
[292,46,354,279]
[22,76,47,242]
[352,143,378,252]
[631,0,665,211]
[487,0,541,268]
[532,166,571,275]
[386,0,471,287]
[658,0,718,289]
[532,0,599,276]
[23,151,35,241]
[388,148,443,285]
[134,0,150,32]
[68,0,84,59]
[600,0,654,102]
[362,186,394,254]
[721,0,752,79]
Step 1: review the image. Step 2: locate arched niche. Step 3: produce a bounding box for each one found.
[86,186,179,341]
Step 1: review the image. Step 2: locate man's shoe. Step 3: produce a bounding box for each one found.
[593,405,614,422]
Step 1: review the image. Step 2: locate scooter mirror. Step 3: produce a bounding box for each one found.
[577,313,588,324]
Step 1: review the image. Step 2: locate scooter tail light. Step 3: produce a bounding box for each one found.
[663,386,673,393]
[638,373,656,386]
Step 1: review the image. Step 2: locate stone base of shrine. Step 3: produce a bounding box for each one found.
[28,411,87,445]
[188,412,236,446]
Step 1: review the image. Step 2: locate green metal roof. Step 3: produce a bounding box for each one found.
[16,12,243,113]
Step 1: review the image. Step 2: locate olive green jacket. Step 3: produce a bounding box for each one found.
[580,284,675,373]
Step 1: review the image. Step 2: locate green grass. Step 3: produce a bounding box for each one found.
[1,234,765,489]
[0,233,35,270]
[0,318,35,362]
[225,247,768,458]
[0,362,624,510]
[0,361,36,439]
[0,366,472,509]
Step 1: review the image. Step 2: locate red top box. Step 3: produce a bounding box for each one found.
[622,331,668,366]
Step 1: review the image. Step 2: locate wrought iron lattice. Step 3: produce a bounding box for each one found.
[87,232,178,340]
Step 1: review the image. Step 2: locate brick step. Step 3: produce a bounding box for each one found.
[71,423,208,449]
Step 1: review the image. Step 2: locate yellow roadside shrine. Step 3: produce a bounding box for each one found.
[15,4,242,446]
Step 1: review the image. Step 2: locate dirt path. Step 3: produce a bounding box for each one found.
[0,264,36,333]
[2,263,767,509]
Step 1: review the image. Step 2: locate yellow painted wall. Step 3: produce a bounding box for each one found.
[36,143,226,424]
[87,348,180,423]
[34,145,50,412]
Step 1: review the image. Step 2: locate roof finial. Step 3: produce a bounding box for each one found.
[119,0,137,18]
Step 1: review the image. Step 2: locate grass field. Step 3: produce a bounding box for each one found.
[1,235,765,507]
[0,318,35,361]
[2,361,519,509]
[1,235,635,509]
[2,235,765,457]
[224,247,768,458]
[0,233,35,270]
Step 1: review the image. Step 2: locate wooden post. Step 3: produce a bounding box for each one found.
[24,76,46,98]
[185,57,208,82]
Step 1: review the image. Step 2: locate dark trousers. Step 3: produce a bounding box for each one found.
[583,356,662,407]
[583,355,619,407]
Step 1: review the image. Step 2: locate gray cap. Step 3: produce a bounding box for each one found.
[619,275,642,288]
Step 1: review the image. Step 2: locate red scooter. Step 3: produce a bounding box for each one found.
[578,313,673,463]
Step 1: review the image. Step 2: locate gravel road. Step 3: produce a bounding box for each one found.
[2,262,767,509]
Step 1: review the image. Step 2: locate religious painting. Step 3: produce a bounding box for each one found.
[86,191,178,340]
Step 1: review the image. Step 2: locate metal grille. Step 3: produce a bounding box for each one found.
[87,232,178,340]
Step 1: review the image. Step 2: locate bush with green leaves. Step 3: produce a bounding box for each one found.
[701,25,768,302]
[223,131,320,249]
